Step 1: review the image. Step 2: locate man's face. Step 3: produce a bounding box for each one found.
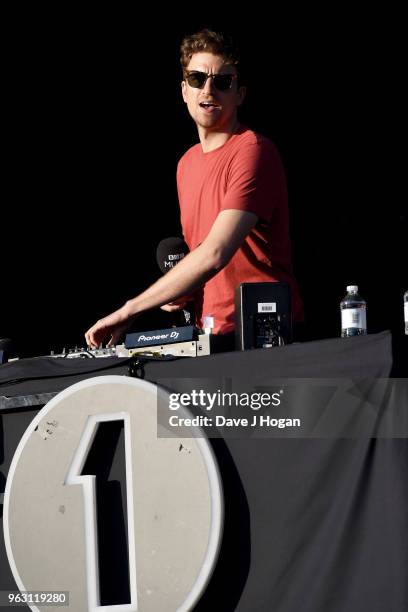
[181,52,245,131]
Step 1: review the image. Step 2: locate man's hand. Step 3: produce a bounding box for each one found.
[160,295,190,313]
[85,305,134,348]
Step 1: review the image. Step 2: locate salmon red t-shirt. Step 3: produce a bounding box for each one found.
[177,125,303,334]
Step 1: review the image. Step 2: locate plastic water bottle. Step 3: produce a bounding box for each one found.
[404,290,408,335]
[340,285,367,337]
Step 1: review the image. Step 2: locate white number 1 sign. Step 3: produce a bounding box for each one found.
[4,376,223,611]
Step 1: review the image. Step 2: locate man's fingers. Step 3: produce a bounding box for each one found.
[85,322,105,348]
[161,304,176,312]
[108,330,122,347]
[85,309,132,349]
[161,302,186,312]
[86,332,98,348]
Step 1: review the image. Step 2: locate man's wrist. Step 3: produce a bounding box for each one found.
[123,300,140,320]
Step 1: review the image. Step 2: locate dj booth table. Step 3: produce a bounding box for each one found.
[1,331,407,611]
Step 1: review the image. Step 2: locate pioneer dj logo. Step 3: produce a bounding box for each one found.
[125,326,193,349]
[137,331,180,343]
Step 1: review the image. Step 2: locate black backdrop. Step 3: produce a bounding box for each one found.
[1,12,406,357]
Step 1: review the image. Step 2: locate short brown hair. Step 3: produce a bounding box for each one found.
[180,29,240,78]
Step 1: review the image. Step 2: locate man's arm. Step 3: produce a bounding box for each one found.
[85,209,258,347]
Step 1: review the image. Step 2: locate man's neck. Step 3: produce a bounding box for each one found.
[198,119,240,153]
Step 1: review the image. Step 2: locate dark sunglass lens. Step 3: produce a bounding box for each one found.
[214,74,233,90]
[187,72,207,88]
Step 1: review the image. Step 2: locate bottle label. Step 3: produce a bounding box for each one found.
[341,308,367,330]
[405,302,408,322]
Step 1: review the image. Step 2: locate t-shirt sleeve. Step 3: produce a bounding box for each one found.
[221,140,287,222]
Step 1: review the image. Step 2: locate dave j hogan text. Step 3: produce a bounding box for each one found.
[168,414,301,429]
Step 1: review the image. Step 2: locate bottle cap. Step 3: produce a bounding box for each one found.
[346,285,358,293]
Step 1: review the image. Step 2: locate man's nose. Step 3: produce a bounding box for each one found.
[203,74,216,94]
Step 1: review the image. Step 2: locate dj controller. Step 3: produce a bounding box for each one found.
[48,325,213,360]
[1,281,292,365]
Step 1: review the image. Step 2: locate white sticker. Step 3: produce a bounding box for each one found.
[404,302,408,322]
[341,308,367,329]
[203,316,214,329]
[258,303,276,313]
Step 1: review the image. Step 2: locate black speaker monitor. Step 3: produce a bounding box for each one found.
[235,282,292,350]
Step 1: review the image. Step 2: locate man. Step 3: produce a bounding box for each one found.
[85,29,302,348]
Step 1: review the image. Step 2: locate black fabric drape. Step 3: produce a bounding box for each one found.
[1,331,407,611]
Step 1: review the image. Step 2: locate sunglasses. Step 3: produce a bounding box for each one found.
[185,71,237,91]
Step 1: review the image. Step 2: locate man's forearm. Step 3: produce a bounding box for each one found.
[122,242,223,319]
[84,210,258,348]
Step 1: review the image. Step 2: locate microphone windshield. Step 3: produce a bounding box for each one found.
[156,237,189,274]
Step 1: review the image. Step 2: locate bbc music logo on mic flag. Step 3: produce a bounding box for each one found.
[156,237,190,273]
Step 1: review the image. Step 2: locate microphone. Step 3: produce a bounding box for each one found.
[156,237,189,274]
[156,237,195,326]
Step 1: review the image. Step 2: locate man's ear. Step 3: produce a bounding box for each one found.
[181,80,188,103]
[237,85,247,107]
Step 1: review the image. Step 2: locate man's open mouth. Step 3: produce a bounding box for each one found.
[199,102,221,109]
